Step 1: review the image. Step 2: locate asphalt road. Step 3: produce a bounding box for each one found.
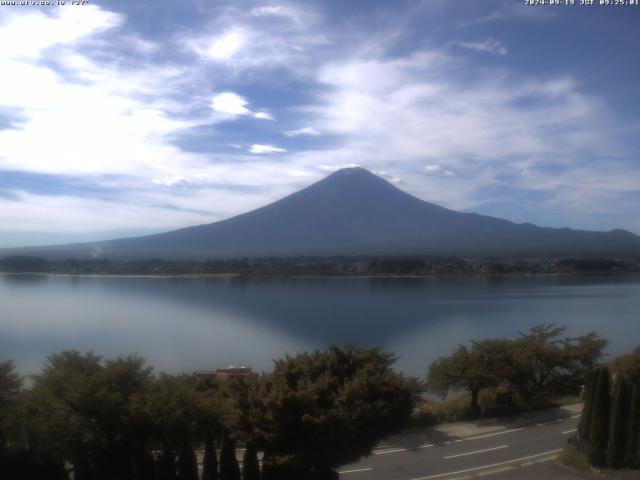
[338,412,581,480]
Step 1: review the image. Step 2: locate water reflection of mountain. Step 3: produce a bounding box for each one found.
[57,274,638,347]
[2,274,640,377]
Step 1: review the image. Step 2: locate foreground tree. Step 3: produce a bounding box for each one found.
[242,443,260,480]
[578,369,598,441]
[588,367,611,467]
[142,374,204,480]
[259,346,418,478]
[509,326,607,401]
[607,376,630,468]
[220,432,241,480]
[427,340,513,413]
[427,326,607,412]
[625,386,640,468]
[0,361,21,447]
[201,433,219,480]
[158,449,178,480]
[24,351,154,480]
[178,442,199,480]
[611,347,640,385]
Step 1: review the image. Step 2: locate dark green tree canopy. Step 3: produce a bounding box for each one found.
[258,345,418,471]
[611,347,640,385]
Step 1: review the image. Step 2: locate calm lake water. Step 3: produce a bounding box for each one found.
[1,274,639,377]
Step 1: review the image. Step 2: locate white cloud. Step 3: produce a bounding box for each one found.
[0,6,209,179]
[211,92,273,120]
[0,190,211,234]
[249,144,287,154]
[205,28,247,61]
[423,164,456,177]
[253,111,275,120]
[0,5,123,60]
[460,3,556,27]
[455,39,508,55]
[284,126,321,137]
[373,170,403,185]
[211,91,251,115]
[250,5,292,17]
[293,48,635,215]
[317,163,361,172]
[185,3,325,75]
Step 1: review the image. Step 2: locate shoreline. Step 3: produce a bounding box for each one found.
[1,271,639,280]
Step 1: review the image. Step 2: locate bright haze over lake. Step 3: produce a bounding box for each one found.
[2,274,639,377]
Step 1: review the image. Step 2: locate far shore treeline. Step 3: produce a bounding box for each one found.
[1,254,639,276]
[2,326,635,480]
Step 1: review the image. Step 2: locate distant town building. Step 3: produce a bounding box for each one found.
[194,365,252,381]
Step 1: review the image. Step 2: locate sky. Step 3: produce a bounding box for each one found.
[0,0,638,247]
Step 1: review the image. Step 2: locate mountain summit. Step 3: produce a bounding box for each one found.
[5,167,640,259]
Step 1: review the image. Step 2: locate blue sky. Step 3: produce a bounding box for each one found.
[0,0,638,247]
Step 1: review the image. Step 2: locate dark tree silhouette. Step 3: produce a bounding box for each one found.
[626,386,640,468]
[242,443,260,480]
[177,442,199,480]
[607,376,630,468]
[588,367,611,467]
[220,433,241,480]
[578,369,598,441]
[202,433,219,480]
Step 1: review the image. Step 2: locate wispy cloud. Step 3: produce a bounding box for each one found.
[284,126,321,137]
[454,39,507,55]
[249,144,287,154]
[423,164,456,177]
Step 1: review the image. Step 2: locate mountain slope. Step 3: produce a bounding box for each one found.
[4,167,640,259]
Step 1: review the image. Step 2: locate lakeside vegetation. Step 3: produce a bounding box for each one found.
[417,325,606,423]
[1,255,639,276]
[1,330,637,479]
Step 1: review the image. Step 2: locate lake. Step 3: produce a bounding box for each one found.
[1,274,639,377]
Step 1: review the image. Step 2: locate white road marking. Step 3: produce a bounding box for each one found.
[535,420,563,427]
[411,449,563,480]
[373,448,407,455]
[366,414,577,459]
[444,428,524,445]
[444,445,509,460]
[339,467,373,474]
[373,443,433,455]
[533,455,558,463]
[562,428,577,435]
[477,466,515,476]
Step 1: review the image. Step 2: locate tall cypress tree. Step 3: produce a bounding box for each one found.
[579,369,599,441]
[157,448,178,480]
[202,433,219,480]
[588,367,611,467]
[607,376,630,468]
[625,386,640,468]
[636,418,640,469]
[177,442,199,480]
[242,443,260,480]
[220,433,241,480]
[260,452,275,480]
